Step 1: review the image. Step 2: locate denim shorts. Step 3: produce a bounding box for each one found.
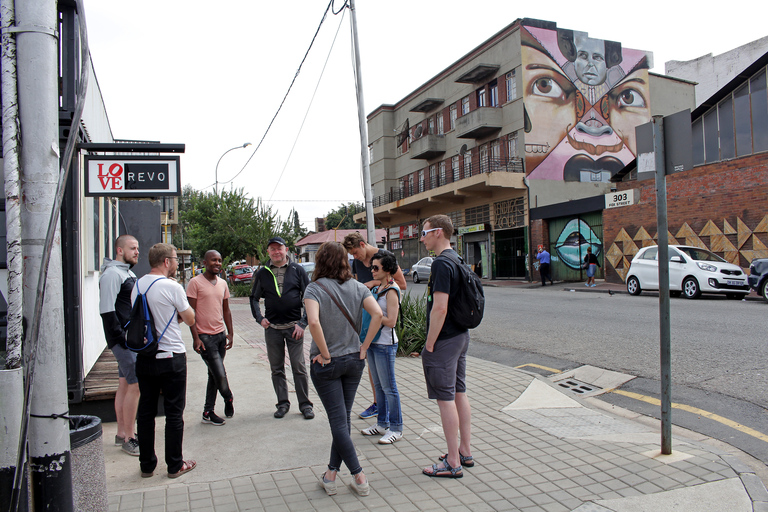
[587,263,597,278]
[421,331,470,401]
[111,343,138,384]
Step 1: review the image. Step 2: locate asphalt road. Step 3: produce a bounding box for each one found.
[406,282,768,465]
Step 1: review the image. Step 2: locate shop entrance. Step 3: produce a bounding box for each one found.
[495,228,527,278]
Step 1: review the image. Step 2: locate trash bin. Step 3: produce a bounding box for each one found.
[69,415,108,512]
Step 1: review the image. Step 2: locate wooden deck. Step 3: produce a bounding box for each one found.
[83,348,120,401]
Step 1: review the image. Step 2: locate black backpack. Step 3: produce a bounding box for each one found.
[438,251,485,329]
[125,278,173,356]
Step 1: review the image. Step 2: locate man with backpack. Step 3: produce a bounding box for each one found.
[132,243,197,479]
[99,234,140,456]
[420,214,474,479]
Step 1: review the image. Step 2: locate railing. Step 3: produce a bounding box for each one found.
[373,157,524,208]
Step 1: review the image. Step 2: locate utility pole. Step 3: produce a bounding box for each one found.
[15,0,74,508]
[348,0,376,245]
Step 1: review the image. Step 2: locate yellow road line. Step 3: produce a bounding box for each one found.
[515,363,561,374]
[611,389,768,443]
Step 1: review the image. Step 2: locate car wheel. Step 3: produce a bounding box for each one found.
[412,272,420,284]
[762,281,768,303]
[626,276,641,296]
[683,277,701,299]
[670,291,682,298]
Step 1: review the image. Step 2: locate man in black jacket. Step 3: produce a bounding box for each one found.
[250,237,314,419]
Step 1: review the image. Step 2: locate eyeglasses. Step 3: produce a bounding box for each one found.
[371,265,380,271]
[421,228,440,237]
[166,256,178,261]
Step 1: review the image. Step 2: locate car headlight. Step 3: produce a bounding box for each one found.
[696,262,717,272]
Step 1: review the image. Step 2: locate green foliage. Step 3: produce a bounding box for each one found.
[229,282,252,298]
[324,202,367,230]
[179,186,307,265]
[396,290,428,356]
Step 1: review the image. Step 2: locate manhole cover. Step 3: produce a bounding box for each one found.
[556,378,602,395]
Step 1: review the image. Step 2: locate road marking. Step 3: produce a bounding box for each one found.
[515,363,561,374]
[611,389,768,443]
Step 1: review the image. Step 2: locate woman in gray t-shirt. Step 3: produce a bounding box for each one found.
[304,242,382,497]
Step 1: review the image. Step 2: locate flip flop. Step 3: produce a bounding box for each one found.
[438,452,474,467]
[168,460,196,478]
[422,460,463,478]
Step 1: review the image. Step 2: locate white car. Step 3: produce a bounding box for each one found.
[625,245,749,299]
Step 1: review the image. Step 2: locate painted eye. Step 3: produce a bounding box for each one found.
[618,89,646,107]
[533,78,564,98]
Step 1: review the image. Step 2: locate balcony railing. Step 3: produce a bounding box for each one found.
[373,157,524,208]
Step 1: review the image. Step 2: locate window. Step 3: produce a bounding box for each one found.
[479,144,488,172]
[418,170,424,193]
[490,140,500,163]
[490,81,498,107]
[452,156,460,182]
[719,98,735,160]
[641,247,658,260]
[734,83,752,157]
[439,161,446,185]
[430,165,437,188]
[436,113,444,135]
[428,117,435,135]
[508,132,518,158]
[692,119,704,165]
[463,150,472,178]
[506,70,517,102]
[450,104,457,130]
[477,88,486,107]
[703,109,719,163]
[465,204,490,225]
[408,174,414,195]
[461,96,470,115]
[751,72,768,152]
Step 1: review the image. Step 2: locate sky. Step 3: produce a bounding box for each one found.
[85,0,768,231]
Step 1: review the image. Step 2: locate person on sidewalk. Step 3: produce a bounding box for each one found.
[584,247,600,287]
[536,245,554,286]
[250,236,314,419]
[360,251,404,445]
[99,234,140,456]
[342,232,407,419]
[133,243,197,479]
[304,241,383,497]
[187,250,235,427]
[420,215,473,479]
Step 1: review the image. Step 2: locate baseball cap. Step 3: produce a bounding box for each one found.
[268,236,286,246]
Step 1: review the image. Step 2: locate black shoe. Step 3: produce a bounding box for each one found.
[302,407,315,420]
[202,410,226,425]
[274,405,289,418]
[225,397,234,418]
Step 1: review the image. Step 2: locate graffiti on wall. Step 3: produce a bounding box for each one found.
[607,216,768,281]
[521,21,652,182]
[554,218,602,270]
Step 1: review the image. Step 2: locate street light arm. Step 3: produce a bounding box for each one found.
[215,142,252,195]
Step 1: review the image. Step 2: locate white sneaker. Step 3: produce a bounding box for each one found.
[361,425,384,436]
[378,429,403,444]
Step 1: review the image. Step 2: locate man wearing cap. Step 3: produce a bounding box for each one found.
[250,237,314,419]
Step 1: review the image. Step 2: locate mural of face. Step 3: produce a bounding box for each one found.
[522,24,652,182]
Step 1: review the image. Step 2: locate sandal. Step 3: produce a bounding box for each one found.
[422,460,463,478]
[168,460,196,478]
[438,452,474,467]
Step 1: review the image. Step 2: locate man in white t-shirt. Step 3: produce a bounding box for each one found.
[132,243,197,479]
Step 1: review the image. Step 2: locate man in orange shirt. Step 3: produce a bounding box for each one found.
[187,250,235,426]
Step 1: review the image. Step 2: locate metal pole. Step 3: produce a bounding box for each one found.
[214,142,251,195]
[653,116,672,455]
[348,0,376,245]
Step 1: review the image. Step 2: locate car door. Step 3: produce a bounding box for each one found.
[633,247,659,290]
[667,247,686,290]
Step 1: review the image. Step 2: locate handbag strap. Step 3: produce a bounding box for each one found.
[315,281,357,332]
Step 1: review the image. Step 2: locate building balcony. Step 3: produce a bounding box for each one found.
[456,107,502,139]
[410,134,446,160]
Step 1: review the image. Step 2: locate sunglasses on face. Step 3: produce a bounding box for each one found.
[421,228,440,237]
[371,265,380,271]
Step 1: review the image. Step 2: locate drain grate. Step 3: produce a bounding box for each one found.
[556,378,602,394]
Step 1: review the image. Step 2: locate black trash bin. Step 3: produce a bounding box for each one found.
[69,415,108,512]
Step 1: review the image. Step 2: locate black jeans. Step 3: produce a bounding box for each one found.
[198,332,233,412]
[136,352,187,474]
[310,352,365,475]
[540,262,551,284]
[265,327,312,410]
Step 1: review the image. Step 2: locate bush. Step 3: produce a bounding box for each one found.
[396,290,427,356]
[229,282,252,298]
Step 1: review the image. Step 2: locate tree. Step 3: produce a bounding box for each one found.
[324,202,366,230]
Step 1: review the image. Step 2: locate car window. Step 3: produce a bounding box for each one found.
[677,247,725,262]
[640,247,658,260]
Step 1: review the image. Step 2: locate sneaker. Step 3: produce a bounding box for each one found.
[378,430,403,444]
[224,397,234,418]
[121,437,140,456]
[591,284,597,287]
[358,403,377,419]
[115,435,125,446]
[361,425,384,436]
[202,410,225,425]
[585,283,590,286]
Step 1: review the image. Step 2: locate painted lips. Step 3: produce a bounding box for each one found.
[563,154,624,182]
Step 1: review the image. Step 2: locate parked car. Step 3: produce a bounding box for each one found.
[747,257,768,302]
[229,264,254,284]
[411,257,434,283]
[298,261,315,279]
[625,245,749,299]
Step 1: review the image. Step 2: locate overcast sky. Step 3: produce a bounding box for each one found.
[85,0,768,230]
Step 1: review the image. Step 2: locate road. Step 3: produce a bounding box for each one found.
[406,282,768,465]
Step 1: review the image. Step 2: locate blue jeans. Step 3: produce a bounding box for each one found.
[310,353,365,475]
[198,332,233,412]
[367,343,403,432]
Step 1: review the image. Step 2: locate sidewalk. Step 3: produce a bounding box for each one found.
[103,299,768,511]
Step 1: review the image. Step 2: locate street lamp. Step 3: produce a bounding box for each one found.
[215,142,251,195]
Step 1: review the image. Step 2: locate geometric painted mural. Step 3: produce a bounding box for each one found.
[608,215,768,282]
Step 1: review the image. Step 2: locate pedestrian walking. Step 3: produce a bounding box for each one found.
[133,243,197,479]
[187,250,235,426]
[304,242,383,497]
[584,247,600,287]
[419,215,474,479]
[536,245,553,286]
[99,234,141,456]
[250,236,314,419]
